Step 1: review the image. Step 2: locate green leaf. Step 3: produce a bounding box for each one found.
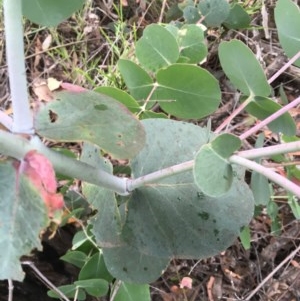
[135,24,180,72]
[194,144,233,197]
[267,201,281,235]
[183,6,201,23]
[82,146,170,283]
[102,247,170,284]
[154,64,221,119]
[79,253,113,283]
[198,0,230,27]
[118,60,153,100]
[35,90,146,159]
[95,87,140,113]
[75,279,109,297]
[245,96,296,136]
[250,133,271,206]
[223,4,251,29]
[218,40,271,96]
[83,120,253,283]
[288,196,300,219]
[193,134,241,197]
[47,284,86,300]
[60,251,87,269]
[72,227,95,251]
[140,111,168,119]
[166,3,183,22]
[251,172,271,205]
[127,119,253,257]
[210,134,241,158]
[22,0,85,27]
[114,283,150,301]
[239,226,251,250]
[0,162,48,281]
[177,25,207,63]
[275,0,300,67]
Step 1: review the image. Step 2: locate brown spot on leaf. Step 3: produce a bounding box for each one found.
[49,110,58,123]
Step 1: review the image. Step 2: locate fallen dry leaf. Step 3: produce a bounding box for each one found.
[47,77,62,91]
[33,79,54,102]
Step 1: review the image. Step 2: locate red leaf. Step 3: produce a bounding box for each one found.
[16,150,64,217]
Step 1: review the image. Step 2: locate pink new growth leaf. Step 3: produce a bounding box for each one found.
[18,150,64,216]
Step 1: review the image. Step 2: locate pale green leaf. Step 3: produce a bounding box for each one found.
[219,40,271,96]
[210,134,241,158]
[135,24,179,72]
[81,145,169,283]
[48,285,86,300]
[177,24,207,63]
[251,172,271,205]
[78,253,112,282]
[154,64,221,119]
[94,87,140,113]
[239,226,251,250]
[35,90,146,159]
[114,283,150,301]
[0,162,48,281]
[60,251,87,269]
[198,0,230,27]
[75,279,109,297]
[22,0,84,27]
[82,120,254,283]
[194,144,233,197]
[223,4,251,29]
[275,0,300,67]
[245,96,296,136]
[128,119,254,258]
[183,6,201,23]
[118,59,153,100]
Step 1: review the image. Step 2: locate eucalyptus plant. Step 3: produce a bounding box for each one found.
[1,0,300,300]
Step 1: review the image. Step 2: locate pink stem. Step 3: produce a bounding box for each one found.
[239,96,300,140]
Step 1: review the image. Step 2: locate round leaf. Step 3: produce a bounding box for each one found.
[155,64,221,119]
[198,0,230,27]
[183,6,201,23]
[223,4,251,29]
[118,59,153,100]
[135,24,179,72]
[83,119,254,283]
[177,25,207,63]
[194,144,233,197]
[127,119,254,259]
[35,90,146,159]
[210,133,241,158]
[22,0,85,27]
[275,0,300,67]
[218,40,271,96]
